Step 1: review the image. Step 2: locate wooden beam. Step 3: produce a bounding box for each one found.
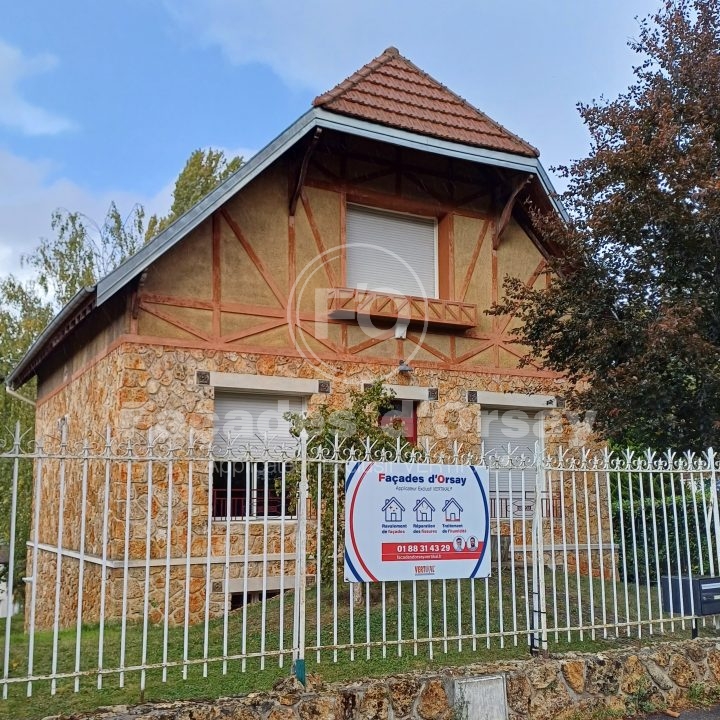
[305,178,491,221]
[498,259,547,336]
[220,208,287,308]
[220,318,287,344]
[139,302,212,342]
[459,216,492,302]
[289,128,322,217]
[300,191,338,287]
[212,214,221,337]
[493,174,533,250]
[405,333,452,363]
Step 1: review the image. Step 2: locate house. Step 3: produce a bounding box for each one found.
[382,498,405,523]
[414,498,435,523]
[8,47,574,628]
[443,498,463,522]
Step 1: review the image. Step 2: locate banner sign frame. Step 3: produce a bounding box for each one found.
[344,461,491,582]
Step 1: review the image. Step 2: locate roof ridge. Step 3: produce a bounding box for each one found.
[314,47,538,158]
[313,47,400,107]
[388,49,538,157]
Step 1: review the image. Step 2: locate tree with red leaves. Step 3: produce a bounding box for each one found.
[494,0,720,450]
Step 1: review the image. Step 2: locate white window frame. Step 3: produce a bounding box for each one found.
[479,400,546,520]
[211,381,309,522]
[345,203,439,299]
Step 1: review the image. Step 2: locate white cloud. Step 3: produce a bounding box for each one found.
[0,39,75,136]
[163,0,396,91]
[0,143,258,281]
[0,148,172,279]
[162,0,658,177]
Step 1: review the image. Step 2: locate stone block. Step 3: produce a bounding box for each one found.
[417,679,451,720]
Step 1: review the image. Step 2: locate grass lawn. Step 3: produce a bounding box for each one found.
[2,569,715,720]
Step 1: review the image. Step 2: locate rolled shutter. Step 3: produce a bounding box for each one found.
[213,392,303,457]
[480,408,542,495]
[346,205,436,298]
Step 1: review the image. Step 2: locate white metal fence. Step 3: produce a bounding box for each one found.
[1,425,720,703]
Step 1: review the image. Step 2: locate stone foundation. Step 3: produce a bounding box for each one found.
[59,638,720,719]
[29,342,600,630]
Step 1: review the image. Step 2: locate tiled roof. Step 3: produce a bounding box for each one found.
[314,47,538,158]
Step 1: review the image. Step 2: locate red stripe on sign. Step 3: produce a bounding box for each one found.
[381,542,484,562]
[349,463,378,582]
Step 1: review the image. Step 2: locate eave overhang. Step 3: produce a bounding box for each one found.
[6,286,96,390]
[9,107,567,389]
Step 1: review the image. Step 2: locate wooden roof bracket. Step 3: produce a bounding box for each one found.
[131,269,148,320]
[290,128,323,218]
[493,173,534,250]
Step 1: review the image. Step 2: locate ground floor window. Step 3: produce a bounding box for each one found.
[212,390,303,520]
[481,407,544,519]
[212,461,292,520]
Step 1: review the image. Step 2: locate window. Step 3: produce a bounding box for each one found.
[212,460,291,519]
[480,407,543,519]
[346,205,437,299]
[379,399,418,445]
[213,392,303,520]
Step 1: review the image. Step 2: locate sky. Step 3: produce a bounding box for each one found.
[0,0,661,280]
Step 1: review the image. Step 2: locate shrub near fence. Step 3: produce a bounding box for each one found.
[610,450,719,584]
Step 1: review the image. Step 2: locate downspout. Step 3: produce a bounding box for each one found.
[4,384,36,408]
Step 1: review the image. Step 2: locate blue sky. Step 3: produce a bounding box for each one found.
[0,0,659,279]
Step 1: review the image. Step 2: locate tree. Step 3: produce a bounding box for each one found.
[285,381,418,585]
[23,202,146,309]
[0,147,242,593]
[0,277,53,588]
[493,0,720,451]
[146,148,243,240]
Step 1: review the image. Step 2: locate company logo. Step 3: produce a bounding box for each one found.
[414,565,436,576]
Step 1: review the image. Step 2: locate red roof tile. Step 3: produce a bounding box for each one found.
[314,47,538,158]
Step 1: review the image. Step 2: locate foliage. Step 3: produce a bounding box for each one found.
[610,468,714,583]
[688,681,720,707]
[145,148,243,240]
[1,147,243,595]
[625,677,663,715]
[285,380,418,579]
[23,202,146,308]
[0,278,54,589]
[1,202,144,591]
[491,0,720,451]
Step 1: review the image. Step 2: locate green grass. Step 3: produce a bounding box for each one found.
[2,569,716,720]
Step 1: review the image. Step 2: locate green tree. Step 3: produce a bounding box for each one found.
[0,147,243,596]
[0,277,53,589]
[285,381,418,583]
[146,148,243,240]
[493,0,720,451]
[23,202,146,308]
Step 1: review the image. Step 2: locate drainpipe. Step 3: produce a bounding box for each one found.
[4,385,36,408]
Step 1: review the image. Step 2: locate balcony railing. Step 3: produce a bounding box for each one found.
[327,287,477,330]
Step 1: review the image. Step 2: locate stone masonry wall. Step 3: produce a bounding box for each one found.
[66,639,720,720]
[29,341,600,630]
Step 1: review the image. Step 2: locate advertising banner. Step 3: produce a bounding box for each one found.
[344,461,491,582]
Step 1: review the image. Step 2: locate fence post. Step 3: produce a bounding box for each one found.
[293,429,309,684]
[531,440,548,654]
[2,422,21,700]
[709,448,720,575]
